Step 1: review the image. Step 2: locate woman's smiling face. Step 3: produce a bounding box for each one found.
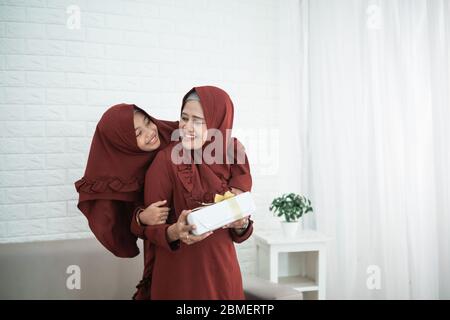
[179,100,208,150]
[133,111,161,152]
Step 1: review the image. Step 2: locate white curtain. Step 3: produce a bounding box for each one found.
[281,0,450,299]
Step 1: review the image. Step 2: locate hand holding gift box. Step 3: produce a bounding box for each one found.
[187,191,256,236]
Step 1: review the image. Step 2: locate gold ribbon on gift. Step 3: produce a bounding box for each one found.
[214,191,244,221]
[214,191,235,203]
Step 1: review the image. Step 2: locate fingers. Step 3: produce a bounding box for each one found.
[156,207,170,215]
[180,223,196,233]
[223,223,238,229]
[193,231,213,242]
[180,209,192,217]
[175,210,195,240]
[222,218,248,229]
[178,209,192,224]
[157,215,168,225]
[155,207,170,225]
[236,218,249,228]
[156,208,170,222]
[160,212,169,219]
[151,200,167,207]
[181,231,213,245]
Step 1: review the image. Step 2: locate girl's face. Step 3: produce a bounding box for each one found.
[133,111,161,152]
[180,100,207,150]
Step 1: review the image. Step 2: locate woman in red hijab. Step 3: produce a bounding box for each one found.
[140,86,253,299]
[75,102,251,299]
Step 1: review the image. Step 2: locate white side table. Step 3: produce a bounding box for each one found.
[254,229,330,300]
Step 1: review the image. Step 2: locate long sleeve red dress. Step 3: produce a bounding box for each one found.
[140,86,253,299]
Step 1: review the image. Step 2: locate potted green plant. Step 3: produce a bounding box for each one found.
[269,193,313,237]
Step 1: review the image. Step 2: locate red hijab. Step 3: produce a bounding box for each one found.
[176,86,252,204]
[75,103,177,257]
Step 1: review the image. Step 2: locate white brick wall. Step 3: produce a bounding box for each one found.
[0,0,290,276]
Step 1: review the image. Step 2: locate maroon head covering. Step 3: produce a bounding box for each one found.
[75,103,177,257]
[176,86,252,205]
[182,86,234,162]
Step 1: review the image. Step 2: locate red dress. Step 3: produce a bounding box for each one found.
[142,144,253,299]
[130,135,253,299]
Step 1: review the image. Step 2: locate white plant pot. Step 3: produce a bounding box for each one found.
[280,220,302,238]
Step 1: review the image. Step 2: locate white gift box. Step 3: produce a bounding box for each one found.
[187,192,256,236]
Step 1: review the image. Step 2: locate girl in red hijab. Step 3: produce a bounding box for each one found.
[139,86,253,299]
[75,102,251,299]
[75,104,175,257]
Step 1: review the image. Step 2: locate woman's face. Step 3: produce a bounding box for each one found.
[133,111,161,152]
[180,100,207,150]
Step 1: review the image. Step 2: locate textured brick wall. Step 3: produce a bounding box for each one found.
[0,0,286,275]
